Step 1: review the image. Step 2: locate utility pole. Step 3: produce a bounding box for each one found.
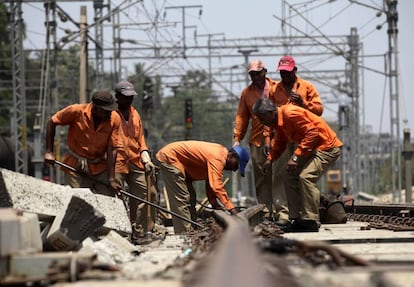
[165,5,202,59]
[93,0,109,90]
[112,6,121,82]
[347,27,361,195]
[238,49,258,86]
[79,6,88,103]
[197,33,224,88]
[402,129,413,203]
[386,0,401,202]
[338,95,351,195]
[349,0,402,201]
[10,0,28,174]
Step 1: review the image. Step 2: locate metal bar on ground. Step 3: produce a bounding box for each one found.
[53,160,204,228]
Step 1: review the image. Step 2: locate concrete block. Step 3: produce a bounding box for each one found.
[19,212,42,253]
[0,168,131,235]
[0,209,42,256]
[45,196,106,251]
[3,252,96,283]
[0,208,20,256]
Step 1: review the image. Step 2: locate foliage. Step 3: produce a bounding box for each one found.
[147,69,234,153]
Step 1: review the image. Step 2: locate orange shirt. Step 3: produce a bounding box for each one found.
[156,141,235,210]
[268,105,342,161]
[274,77,323,116]
[115,107,148,173]
[51,103,123,175]
[233,77,278,147]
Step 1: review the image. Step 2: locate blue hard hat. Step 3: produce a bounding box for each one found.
[232,146,249,177]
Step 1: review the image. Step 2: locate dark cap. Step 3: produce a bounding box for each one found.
[115,80,137,96]
[91,90,118,111]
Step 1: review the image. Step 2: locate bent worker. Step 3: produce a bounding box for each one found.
[252,98,342,232]
[44,90,123,196]
[156,140,249,234]
[113,80,158,237]
[270,55,324,228]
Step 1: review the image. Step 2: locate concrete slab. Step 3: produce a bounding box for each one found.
[282,221,414,243]
[333,242,414,262]
[0,168,131,235]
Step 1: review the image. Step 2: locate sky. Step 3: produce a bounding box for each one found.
[21,0,414,137]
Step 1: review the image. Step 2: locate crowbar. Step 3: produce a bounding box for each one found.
[54,160,204,228]
[145,173,154,237]
[52,159,130,218]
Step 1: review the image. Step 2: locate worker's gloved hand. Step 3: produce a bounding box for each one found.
[290,92,304,107]
[287,158,298,174]
[262,159,272,175]
[44,152,56,165]
[108,179,122,196]
[262,144,270,156]
[144,161,156,178]
[141,150,156,179]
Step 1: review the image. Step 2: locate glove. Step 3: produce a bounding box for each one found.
[141,150,156,180]
[144,161,156,176]
[262,144,270,156]
[262,159,272,175]
[233,141,240,147]
[290,92,304,107]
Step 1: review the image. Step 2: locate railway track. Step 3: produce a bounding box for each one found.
[3,202,414,286]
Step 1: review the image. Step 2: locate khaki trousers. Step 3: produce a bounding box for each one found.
[250,145,272,213]
[271,147,290,221]
[65,171,113,196]
[251,145,289,220]
[115,163,157,236]
[285,147,341,221]
[159,162,196,234]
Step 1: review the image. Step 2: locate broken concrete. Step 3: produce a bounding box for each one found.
[80,231,139,265]
[45,196,106,251]
[0,168,131,235]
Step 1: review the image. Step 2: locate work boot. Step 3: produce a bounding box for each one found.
[273,218,291,232]
[288,219,319,232]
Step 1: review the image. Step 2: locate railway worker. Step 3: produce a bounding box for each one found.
[44,90,123,196]
[269,55,324,228]
[252,98,342,232]
[275,55,323,115]
[113,80,158,237]
[232,59,289,226]
[156,141,249,234]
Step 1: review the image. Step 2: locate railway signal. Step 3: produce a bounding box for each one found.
[184,98,193,129]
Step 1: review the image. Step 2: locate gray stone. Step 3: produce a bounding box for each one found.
[0,168,131,235]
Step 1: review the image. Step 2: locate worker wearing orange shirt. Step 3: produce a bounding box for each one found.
[113,80,157,236]
[274,55,323,115]
[253,98,342,232]
[44,90,123,196]
[156,141,249,234]
[268,55,324,228]
[233,59,289,225]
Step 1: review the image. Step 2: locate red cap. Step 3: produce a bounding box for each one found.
[277,56,296,71]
